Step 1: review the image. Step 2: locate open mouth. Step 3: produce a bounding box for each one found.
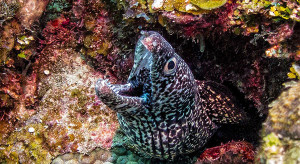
[95,78,145,112]
[114,85,143,97]
[113,82,144,98]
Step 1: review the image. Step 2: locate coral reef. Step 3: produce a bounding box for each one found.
[0,0,299,163]
[0,67,37,120]
[0,25,38,132]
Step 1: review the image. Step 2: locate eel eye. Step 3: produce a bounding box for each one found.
[164,57,177,75]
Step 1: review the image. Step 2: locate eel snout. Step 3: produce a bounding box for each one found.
[95,78,145,113]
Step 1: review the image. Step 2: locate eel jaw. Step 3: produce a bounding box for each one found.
[95,78,145,114]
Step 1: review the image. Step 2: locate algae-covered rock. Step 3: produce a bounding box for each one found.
[257,82,300,163]
[0,48,119,163]
[266,83,300,139]
[0,124,53,163]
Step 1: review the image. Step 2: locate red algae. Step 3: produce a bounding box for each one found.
[196,141,255,163]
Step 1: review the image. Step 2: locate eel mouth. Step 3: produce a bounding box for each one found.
[116,83,144,98]
[95,79,145,113]
[96,79,144,99]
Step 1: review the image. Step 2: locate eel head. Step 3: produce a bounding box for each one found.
[96,31,196,115]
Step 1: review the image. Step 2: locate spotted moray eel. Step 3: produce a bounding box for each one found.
[95,31,246,161]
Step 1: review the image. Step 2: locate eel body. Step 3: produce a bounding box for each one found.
[95,31,246,160]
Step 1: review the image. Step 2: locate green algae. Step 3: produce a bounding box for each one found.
[263,133,282,150]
